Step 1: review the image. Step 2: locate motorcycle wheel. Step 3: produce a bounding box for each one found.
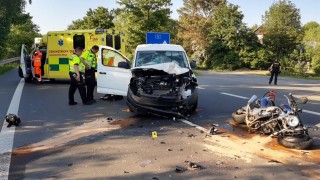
[277,134,313,150]
[232,109,246,124]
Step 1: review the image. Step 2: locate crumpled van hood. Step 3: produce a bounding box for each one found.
[132,62,189,75]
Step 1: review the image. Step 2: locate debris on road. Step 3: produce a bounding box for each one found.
[67,163,73,167]
[160,141,166,144]
[139,160,152,167]
[167,148,173,151]
[209,126,218,135]
[175,166,187,173]
[187,133,196,138]
[185,160,205,170]
[268,159,282,164]
[5,114,21,128]
[123,171,129,174]
[152,131,157,139]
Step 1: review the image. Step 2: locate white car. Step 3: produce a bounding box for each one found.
[97,44,198,118]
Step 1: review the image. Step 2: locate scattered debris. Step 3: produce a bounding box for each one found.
[152,177,159,180]
[260,149,264,151]
[67,163,73,167]
[179,149,183,151]
[175,166,187,173]
[167,148,173,151]
[187,134,196,138]
[268,159,282,164]
[173,117,176,121]
[100,94,124,101]
[139,160,152,167]
[200,130,204,134]
[209,126,218,135]
[215,161,224,165]
[234,155,241,159]
[152,131,158,139]
[106,117,113,121]
[139,125,144,128]
[185,160,205,170]
[5,114,21,128]
[123,171,129,174]
[302,151,309,156]
[160,141,166,144]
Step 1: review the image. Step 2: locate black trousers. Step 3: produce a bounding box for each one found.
[69,72,87,103]
[269,71,279,85]
[85,68,96,101]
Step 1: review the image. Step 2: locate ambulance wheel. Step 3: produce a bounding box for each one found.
[18,67,23,78]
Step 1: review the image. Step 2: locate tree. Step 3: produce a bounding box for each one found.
[177,0,223,62]
[0,0,33,59]
[205,1,260,70]
[68,7,115,30]
[3,14,40,58]
[115,0,173,57]
[262,0,302,60]
[303,26,320,74]
[302,21,319,32]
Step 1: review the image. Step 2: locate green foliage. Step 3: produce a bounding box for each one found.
[303,26,320,74]
[204,2,260,70]
[0,64,18,76]
[0,0,26,59]
[4,14,40,58]
[68,7,115,30]
[302,21,319,32]
[177,0,223,61]
[115,0,173,57]
[262,0,302,59]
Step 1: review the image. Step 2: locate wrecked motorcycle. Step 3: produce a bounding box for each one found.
[237,93,313,150]
[232,91,276,124]
[273,93,313,150]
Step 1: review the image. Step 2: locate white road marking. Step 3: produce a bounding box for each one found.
[179,119,209,133]
[0,79,25,179]
[221,92,249,100]
[221,92,320,117]
[304,110,320,116]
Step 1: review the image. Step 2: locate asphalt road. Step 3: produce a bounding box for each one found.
[1,68,320,179]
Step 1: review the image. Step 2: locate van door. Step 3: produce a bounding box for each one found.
[97,46,131,96]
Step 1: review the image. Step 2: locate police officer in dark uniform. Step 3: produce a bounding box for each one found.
[68,47,92,105]
[269,58,281,85]
[81,45,99,103]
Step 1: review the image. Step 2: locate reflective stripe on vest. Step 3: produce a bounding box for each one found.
[69,54,85,72]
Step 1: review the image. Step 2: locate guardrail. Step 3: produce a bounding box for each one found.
[0,57,20,66]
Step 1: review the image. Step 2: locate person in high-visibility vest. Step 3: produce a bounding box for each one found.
[68,47,92,106]
[81,45,99,103]
[32,49,43,82]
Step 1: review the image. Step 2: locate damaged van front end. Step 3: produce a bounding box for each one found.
[126,63,198,119]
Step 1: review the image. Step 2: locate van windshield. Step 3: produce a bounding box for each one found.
[135,51,189,68]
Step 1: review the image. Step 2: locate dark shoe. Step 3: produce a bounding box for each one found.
[90,99,97,103]
[69,102,78,106]
[83,101,93,105]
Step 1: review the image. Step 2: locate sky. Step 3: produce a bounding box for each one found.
[25,0,320,34]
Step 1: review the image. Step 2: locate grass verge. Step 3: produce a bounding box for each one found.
[0,64,18,76]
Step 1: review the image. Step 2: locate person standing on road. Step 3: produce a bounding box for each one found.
[68,47,92,105]
[268,58,281,85]
[81,45,99,103]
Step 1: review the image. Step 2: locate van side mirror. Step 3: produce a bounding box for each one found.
[190,61,196,69]
[118,61,130,69]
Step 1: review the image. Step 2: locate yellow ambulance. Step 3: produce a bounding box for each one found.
[19,28,126,82]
